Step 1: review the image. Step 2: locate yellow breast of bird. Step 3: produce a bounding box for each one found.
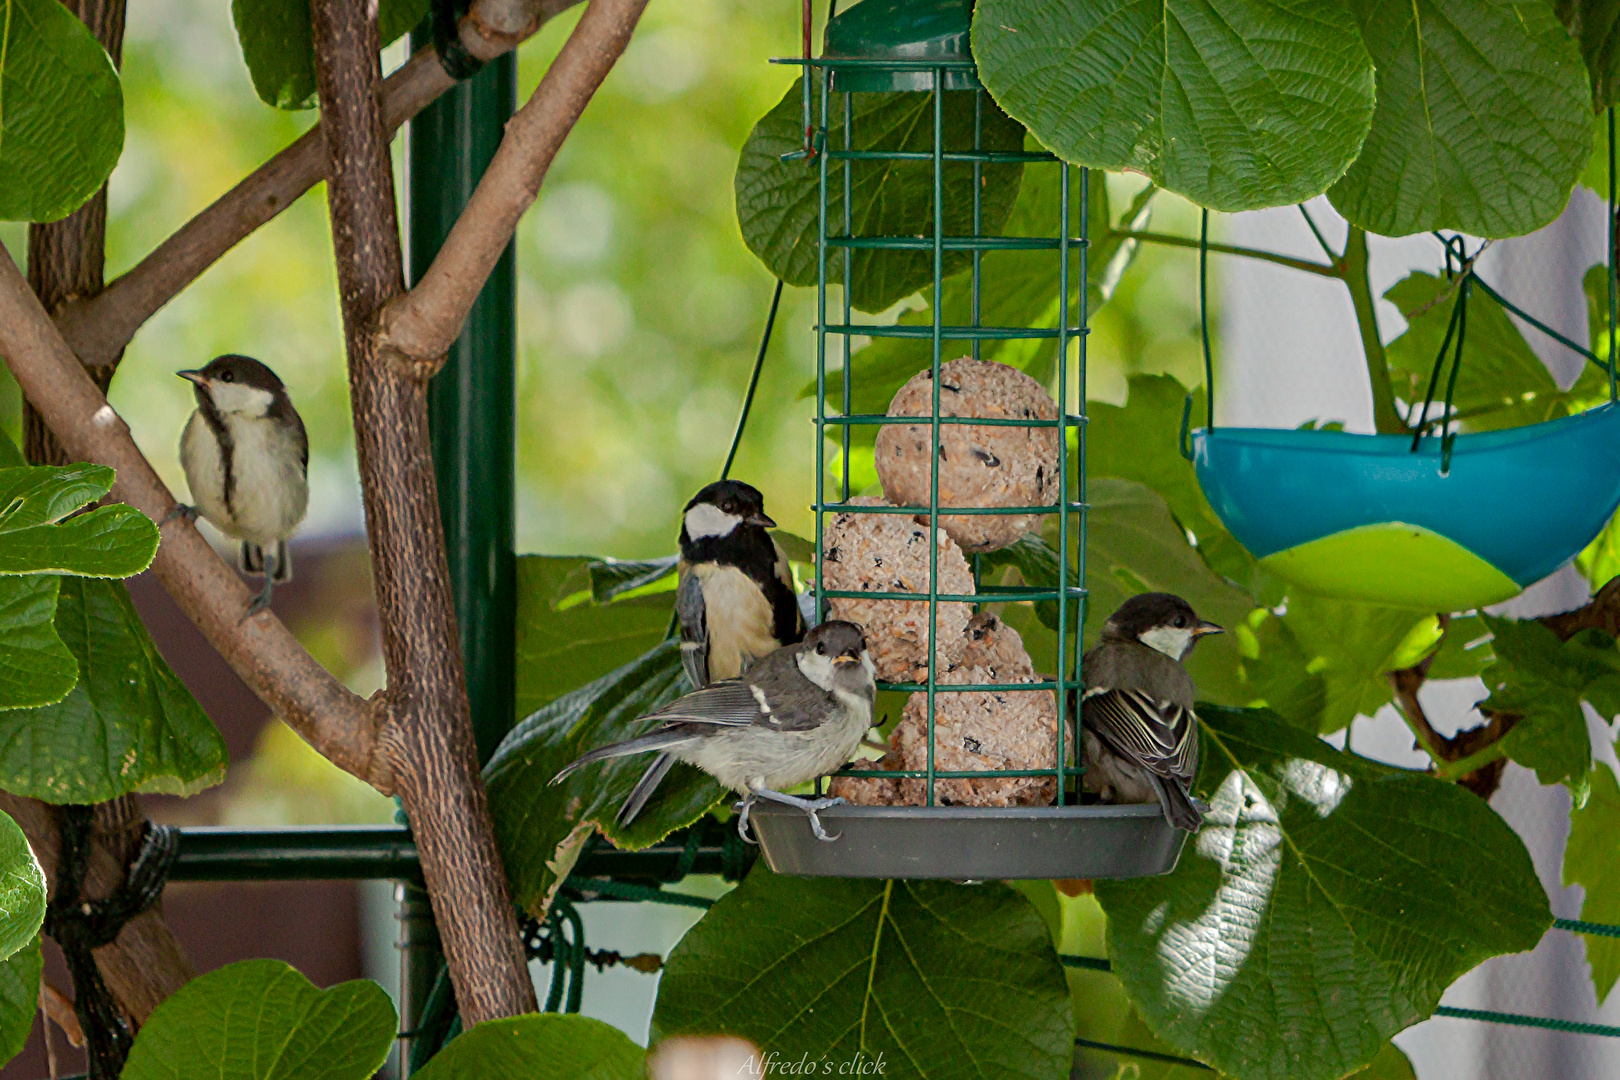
[695,563,780,681]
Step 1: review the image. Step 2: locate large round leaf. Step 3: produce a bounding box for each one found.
[1095,706,1551,1080]
[0,464,158,578]
[0,938,41,1070]
[0,810,44,961]
[0,0,123,222]
[0,576,75,710]
[972,0,1375,212]
[652,869,1075,1080]
[1328,0,1592,237]
[122,959,395,1080]
[413,1015,643,1080]
[735,77,1025,314]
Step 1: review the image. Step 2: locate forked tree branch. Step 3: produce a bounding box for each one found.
[309,0,535,1022]
[378,0,649,370]
[0,246,392,792]
[52,0,583,371]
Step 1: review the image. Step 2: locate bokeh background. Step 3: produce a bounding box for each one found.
[17,0,1618,1076]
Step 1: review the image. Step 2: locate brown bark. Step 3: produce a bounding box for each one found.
[17,0,195,1037]
[309,0,534,1021]
[53,0,581,372]
[0,246,392,790]
[0,795,192,1026]
[379,0,649,370]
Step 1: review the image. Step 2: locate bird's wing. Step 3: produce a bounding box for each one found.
[1082,687,1197,784]
[770,537,806,642]
[675,567,709,689]
[647,679,769,728]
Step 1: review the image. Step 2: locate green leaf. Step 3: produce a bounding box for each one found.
[516,555,677,720]
[414,1015,643,1080]
[0,938,41,1070]
[0,579,227,803]
[1259,594,1427,735]
[651,869,1076,1080]
[1477,616,1620,790]
[0,464,159,577]
[1328,0,1592,237]
[816,171,1154,423]
[0,576,75,710]
[486,641,725,917]
[1082,478,1252,705]
[587,554,678,603]
[1383,272,1590,432]
[1085,375,1262,595]
[1095,706,1551,1080]
[1564,762,1620,1004]
[0,0,124,222]
[0,811,44,961]
[973,0,1375,212]
[1555,0,1620,110]
[230,0,429,110]
[1232,608,1327,729]
[1104,1010,1416,1080]
[122,959,396,1080]
[735,77,1025,314]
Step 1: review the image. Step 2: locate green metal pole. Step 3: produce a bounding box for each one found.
[402,38,518,1075]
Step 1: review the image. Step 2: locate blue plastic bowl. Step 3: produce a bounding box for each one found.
[1190,405,1620,610]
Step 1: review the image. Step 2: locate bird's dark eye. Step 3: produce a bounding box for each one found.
[220,371,235,383]
[816,643,826,655]
[1173,615,1187,628]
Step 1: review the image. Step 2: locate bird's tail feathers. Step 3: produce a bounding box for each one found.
[271,541,292,584]
[240,542,263,576]
[550,730,694,786]
[617,752,677,827]
[1155,776,1204,832]
[240,541,293,583]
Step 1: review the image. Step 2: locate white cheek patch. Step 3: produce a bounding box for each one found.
[209,381,275,418]
[685,502,743,541]
[796,650,838,691]
[1139,625,1195,660]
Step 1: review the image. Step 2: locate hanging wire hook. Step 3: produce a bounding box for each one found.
[1199,209,1214,429]
[721,279,783,480]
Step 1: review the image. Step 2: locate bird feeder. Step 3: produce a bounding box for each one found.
[1187,204,1620,612]
[745,0,1188,879]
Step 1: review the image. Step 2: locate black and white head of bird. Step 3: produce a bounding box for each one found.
[794,619,876,697]
[680,480,775,553]
[177,354,293,420]
[1101,593,1223,661]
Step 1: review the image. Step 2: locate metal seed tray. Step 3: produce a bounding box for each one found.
[751,803,1187,880]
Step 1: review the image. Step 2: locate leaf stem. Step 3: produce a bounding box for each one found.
[1341,226,1408,434]
[1118,231,1343,278]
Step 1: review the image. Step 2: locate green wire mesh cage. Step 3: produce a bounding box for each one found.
[746,0,1188,879]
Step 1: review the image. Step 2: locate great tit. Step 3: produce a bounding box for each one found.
[616,480,806,826]
[1081,593,1223,832]
[676,479,804,686]
[553,621,876,842]
[174,355,309,616]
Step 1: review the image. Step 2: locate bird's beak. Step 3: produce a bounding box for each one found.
[747,511,777,529]
[832,654,860,667]
[1193,620,1224,638]
[176,370,207,387]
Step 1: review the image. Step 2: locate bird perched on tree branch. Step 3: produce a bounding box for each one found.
[553,621,874,842]
[173,355,308,617]
[1082,593,1222,832]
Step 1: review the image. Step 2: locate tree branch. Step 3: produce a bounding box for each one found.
[52,0,582,371]
[378,0,649,370]
[0,245,392,791]
[309,0,535,1023]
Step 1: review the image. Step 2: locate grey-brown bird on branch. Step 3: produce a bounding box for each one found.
[174,355,308,616]
[1081,593,1222,832]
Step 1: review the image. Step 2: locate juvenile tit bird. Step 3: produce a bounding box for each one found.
[175,355,308,616]
[1081,593,1222,832]
[615,481,807,826]
[553,621,876,842]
